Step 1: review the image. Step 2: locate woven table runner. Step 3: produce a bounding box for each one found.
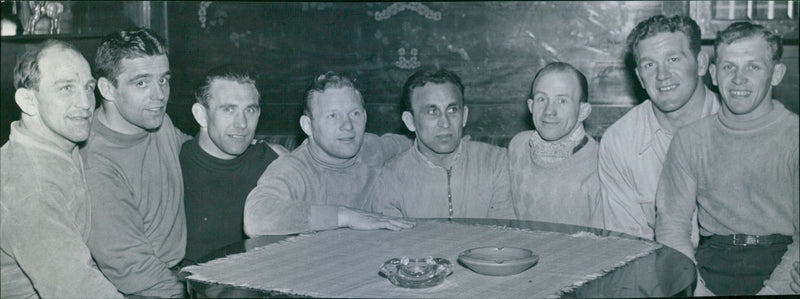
[184,220,661,298]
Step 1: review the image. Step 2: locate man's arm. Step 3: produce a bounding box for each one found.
[2,192,122,298]
[86,167,184,297]
[487,149,516,220]
[759,157,800,295]
[369,170,404,218]
[378,133,412,161]
[598,136,652,239]
[654,132,697,261]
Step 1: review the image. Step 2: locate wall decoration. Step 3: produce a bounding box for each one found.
[373,2,441,21]
[395,47,420,69]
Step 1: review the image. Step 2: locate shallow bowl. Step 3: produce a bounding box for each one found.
[458,247,539,276]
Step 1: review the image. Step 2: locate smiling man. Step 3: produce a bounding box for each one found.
[371,67,515,220]
[1,40,122,298]
[507,62,601,228]
[81,28,191,297]
[655,22,798,296]
[180,65,287,263]
[244,71,414,236]
[598,15,719,241]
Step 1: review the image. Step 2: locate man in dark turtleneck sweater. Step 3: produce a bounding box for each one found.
[180,65,287,263]
[656,22,798,296]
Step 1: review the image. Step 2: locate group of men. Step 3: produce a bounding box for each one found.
[0,14,797,298]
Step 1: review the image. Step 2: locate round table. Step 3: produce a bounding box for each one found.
[184,218,696,298]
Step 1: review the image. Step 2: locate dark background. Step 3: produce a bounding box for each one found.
[2,1,798,145]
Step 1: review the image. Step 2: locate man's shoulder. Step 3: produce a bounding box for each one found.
[508,131,533,155]
[603,102,652,140]
[464,139,506,157]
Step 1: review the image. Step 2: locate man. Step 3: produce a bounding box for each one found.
[180,65,288,263]
[508,62,601,227]
[599,15,719,240]
[655,22,798,296]
[82,28,190,297]
[244,71,414,236]
[371,67,515,219]
[0,40,122,298]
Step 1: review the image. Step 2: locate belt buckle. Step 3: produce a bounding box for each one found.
[733,234,759,246]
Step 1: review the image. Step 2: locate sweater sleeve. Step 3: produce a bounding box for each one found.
[378,133,412,161]
[369,169,405,218]
[598,134,652,238]
[760,149,800,295]
[2,191,123,298]
[654,132,698,262]
[487,148,516,220]
[243,158,338,236]
[86,166,184,297]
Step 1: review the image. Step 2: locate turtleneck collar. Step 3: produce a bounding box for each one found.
[412,138,464,170]
[92,109,149,146]
[718,100,785,132]
[304,138,361,170]
[8,121,77,161]
[529,123,587,163]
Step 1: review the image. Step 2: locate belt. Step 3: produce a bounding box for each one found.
[701,234,793,246]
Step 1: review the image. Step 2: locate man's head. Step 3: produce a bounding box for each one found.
[192,65,261,160]
[709,22,786,119]
[401,67,468,160]
[299,71,367,164]
[95,27,171,134]
[14,40,96,148]
[627,15,708,114]
[527,62,591,141]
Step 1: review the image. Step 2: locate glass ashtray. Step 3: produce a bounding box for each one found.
[379,256,453,288]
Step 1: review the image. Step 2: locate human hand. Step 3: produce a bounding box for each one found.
[338,207,416,231]
[791,261,800,293]
[694,275,715,297]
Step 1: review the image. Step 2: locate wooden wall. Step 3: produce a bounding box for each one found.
[2,2,798,144]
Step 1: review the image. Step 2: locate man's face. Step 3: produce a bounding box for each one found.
[528,71,585,141]
[634,32,705,113]
[404,82,467,158]
[710,36,785,117]
[198,79,261,159]
[105,55,171,133]
[304,86,366,162]
[33,46,96,144]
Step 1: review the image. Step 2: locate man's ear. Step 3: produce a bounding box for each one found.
[578,102,592,122]
[97,77,116,101]
[401,111,416,132]
[709,64,718,86]
[696,51,709,77]
[300,115,313,137]
[526,99,534,114]
[461,106,469,128]
[15,88,37,116]
[191,103,208,128]
[634,67,645,89]
[771,63,786,86]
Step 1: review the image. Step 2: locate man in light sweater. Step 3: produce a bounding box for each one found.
[1,40,122,298]
[508,62,601,228]
[655,22,798,296]
[82,28,190,297]
[371,67,516,220]
[599,15,719,241]
[244,71,414,236]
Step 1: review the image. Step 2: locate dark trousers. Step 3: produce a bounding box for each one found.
[696,236,789,296]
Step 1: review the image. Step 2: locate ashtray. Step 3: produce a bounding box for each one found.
[379,256,453,288]
[458,247,539,276]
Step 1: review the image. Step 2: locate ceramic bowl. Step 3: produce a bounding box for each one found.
[379,256,453,288]
[458,247,539,276]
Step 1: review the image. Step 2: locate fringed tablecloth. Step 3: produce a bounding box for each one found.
[184,220,661,298]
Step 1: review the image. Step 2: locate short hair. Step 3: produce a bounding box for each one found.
[529,62,589,103]
[401,67,465,113]
[627,15,702,62]
[13,39,80,90]
[195,64,259,107]
[94,27,168,84]
[714,22,783,62]
[302,71,362,117]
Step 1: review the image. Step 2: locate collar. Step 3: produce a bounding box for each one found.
[529,124,587,163]
[638,86,719,155]
[718,100,784,132]
[304,138,361,170]
[8,121,77,162]
[92,107,149,146]
[412,138,465,170]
